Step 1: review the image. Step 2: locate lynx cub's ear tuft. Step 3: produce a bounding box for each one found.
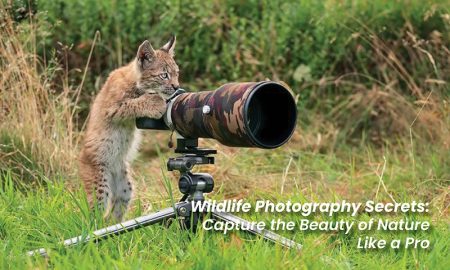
[161,35,176,57]
[137,40,155,70]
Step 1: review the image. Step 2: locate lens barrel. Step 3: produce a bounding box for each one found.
[164,81,297,149]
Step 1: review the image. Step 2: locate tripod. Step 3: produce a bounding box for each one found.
[28,138,301,257]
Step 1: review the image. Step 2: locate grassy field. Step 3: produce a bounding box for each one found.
[1,0,449,269]
[0,142,448,269]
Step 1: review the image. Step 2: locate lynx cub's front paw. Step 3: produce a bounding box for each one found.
[143,93,167,119]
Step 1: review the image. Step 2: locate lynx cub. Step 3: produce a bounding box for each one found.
[79,36,179,221]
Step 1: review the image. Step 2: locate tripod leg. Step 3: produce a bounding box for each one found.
[27,201,190,257]
[209,206,302,250]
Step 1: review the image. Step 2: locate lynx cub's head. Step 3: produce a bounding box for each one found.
[135,35,179,99]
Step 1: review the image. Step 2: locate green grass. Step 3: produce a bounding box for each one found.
[1,142,448,269]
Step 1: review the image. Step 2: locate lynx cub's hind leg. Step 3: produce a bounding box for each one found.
[95,170,114,219]
[112,167,133,221]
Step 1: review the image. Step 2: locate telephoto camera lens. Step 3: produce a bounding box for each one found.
[165,81,297,149]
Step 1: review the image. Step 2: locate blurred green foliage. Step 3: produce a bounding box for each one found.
[34,0,448,91]
[5,0,449,143]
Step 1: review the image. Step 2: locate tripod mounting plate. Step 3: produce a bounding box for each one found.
[168,138,216,172]
[174,138,217,155]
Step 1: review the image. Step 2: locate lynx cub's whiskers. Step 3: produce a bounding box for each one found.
[79,36,180,221]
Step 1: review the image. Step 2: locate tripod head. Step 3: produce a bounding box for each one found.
[167,138,216,201]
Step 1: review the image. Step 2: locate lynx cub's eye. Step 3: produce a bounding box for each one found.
[159,73,170,80]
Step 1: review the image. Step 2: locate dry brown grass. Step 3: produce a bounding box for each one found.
[1,9,80,180]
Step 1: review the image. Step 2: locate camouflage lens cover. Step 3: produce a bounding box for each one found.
[170,81,297,149]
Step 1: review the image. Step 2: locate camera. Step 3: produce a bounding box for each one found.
[136,81,297,149]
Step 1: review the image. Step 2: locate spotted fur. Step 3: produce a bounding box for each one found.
[79,36,179,221]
